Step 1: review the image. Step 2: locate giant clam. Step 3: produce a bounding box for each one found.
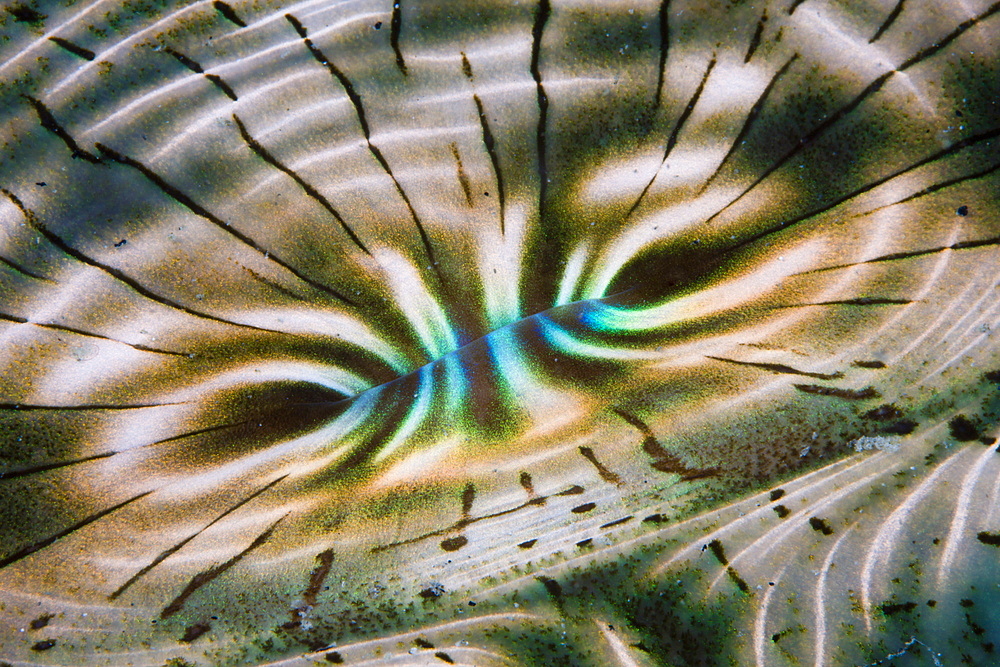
[0,0,998,665]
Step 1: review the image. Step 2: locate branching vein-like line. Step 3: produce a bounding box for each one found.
[285,13,440,273]
[0,492,153,569]
[95,143,354,305]
[111,475,287,599]
[626,56,716,220]
[160,513,287,618]
[1,187,285,333]
[233,115,371,256]
[706,0,1000,224]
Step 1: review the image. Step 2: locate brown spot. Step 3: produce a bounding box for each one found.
[30,640,56,651]
[769,488,785,501]
[180,622,211,643]
[809,517,834,535]
[773,505,791,518]
[949,415,980,441]
[864,404,903,421]
[977,531,1000,546]
[795,384,880,400]
[29,613,53,630]
[571,502,596,513]
[440,535,468,551]
[879,601,917,615]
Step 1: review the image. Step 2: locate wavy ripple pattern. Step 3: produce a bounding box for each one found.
[0,0,998,664]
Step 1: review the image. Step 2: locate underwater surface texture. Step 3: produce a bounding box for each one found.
[0,0,998,664]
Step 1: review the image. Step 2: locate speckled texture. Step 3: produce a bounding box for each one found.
[0,0,998,664]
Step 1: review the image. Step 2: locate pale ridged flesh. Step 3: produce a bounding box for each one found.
[0,0,998,665]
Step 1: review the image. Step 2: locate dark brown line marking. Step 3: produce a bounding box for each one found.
[0,492,153,569]
[519,471,542,503]
[0,402,178,411]
[578,446,623,485]
[302,549,335,606]
[440,484,475,551]
[390,1,406,75]
[2,188,287,333]
[0,451,116,481]
[727,566,751,593]
[870,0,905,43]
[95,143,355,304]
[160,514,287,618]
[286,14,438,268]
[205,74,238,100]
[862,159,1000,215]
[654,0,670,110]
[706,355,843,380]
[49,36,95,60]
[794,384,879,400]
[373,482,584,552]
[450,143,474,207]
[531,0,550,221]
[708,0,1000,225]
[708,539,728,565]
[0,312,191,356]
[536,575,564,614]
[612,408,719,480]
[163,47,204,73]
[112,477,286,599]
[213,0,246,27]
[461,51,473,79]
[744,11,766,63]
[240,264,307,301]
[788,0,808,14]
[285,549,335,627]
[460,482,476,518]
[233,115,370,255]
[627,56,715,219]
[1,421,251,482]
[700,54,798,195]
[780,298,911,307]
[462,53,506,234]
[741,126,1000,256]
[600,516,633,529]
[0,254,54,281]
[23,96,101,163]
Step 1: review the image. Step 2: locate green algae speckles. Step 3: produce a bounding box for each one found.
[0,0,999,665]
